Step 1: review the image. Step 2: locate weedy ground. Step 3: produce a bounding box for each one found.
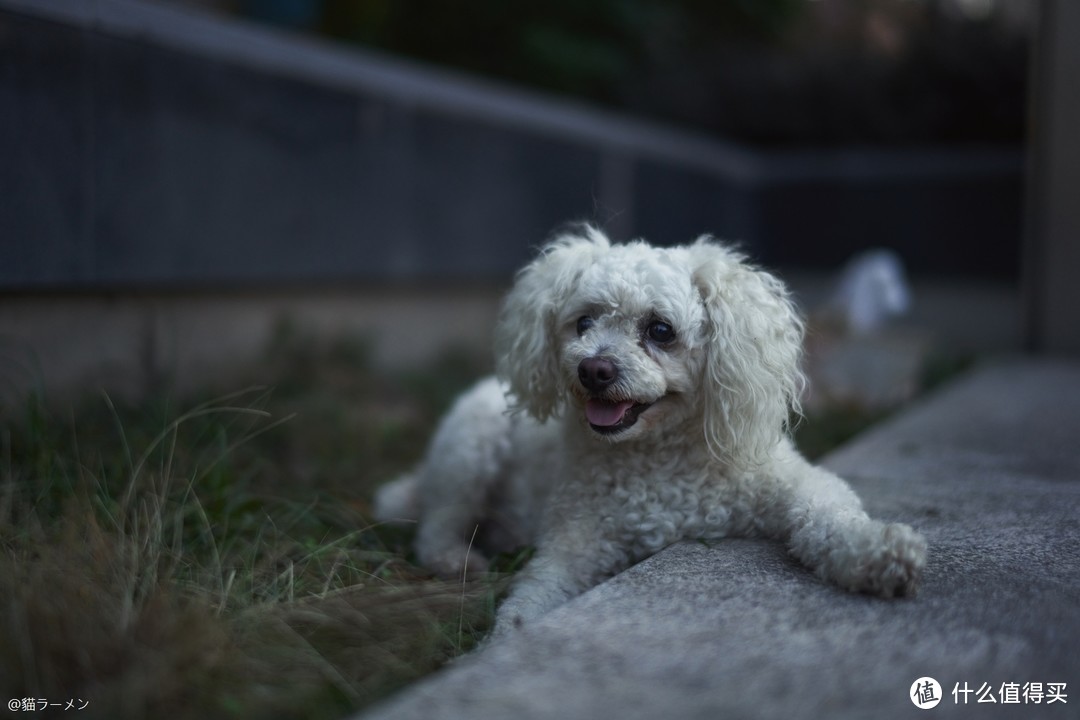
[0,331,515,720]
[0,330,966,719]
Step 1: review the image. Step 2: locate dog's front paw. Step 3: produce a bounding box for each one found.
[490,595,539,638]
[851,522,927,598]
[486,613,522,643]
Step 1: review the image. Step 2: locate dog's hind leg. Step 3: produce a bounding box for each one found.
[409,377,515,578]
[373,472,420,525]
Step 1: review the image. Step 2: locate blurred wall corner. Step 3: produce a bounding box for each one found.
[1023,0,1080,356]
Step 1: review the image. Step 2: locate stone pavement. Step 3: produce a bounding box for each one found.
[360,358,1080,720]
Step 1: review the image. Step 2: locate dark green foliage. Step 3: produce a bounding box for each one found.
[242,0,1026,147]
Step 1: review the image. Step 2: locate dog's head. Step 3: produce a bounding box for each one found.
[494,226,804,467]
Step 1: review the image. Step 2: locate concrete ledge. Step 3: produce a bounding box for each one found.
[0,273,1020,407]
[0,287,504,404]
[361,358,1080,720]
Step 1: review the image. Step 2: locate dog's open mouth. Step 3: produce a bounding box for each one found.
[585,398,653,434]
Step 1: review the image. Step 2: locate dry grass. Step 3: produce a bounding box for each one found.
[0,333,508,719]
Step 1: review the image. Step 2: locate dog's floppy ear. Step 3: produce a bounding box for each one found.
[495,226,609,420]
[689,238,805,468]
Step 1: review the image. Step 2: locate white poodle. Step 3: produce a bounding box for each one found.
[375,226,926,635]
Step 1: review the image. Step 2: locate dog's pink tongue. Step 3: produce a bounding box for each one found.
[585,399,634,427]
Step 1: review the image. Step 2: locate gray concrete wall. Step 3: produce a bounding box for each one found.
[0,275,1021,407]
[1,0,1025,292]
[0,288,505,404]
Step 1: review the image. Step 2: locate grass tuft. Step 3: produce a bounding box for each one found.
[0,339,502,719]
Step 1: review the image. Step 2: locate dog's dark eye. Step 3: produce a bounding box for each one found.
[576,316,594,335]
[646,320,676,344]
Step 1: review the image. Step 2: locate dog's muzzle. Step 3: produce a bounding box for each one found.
[577,357,653,434]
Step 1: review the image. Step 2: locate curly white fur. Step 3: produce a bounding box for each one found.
[375,227,926,636]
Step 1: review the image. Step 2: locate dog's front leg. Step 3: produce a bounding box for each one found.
[764,444,927,598]
[491,517,627,637]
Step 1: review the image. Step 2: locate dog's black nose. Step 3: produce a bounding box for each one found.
[578,357,618,392]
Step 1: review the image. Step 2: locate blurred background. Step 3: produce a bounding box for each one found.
[0,0,1068,406]
[3,3,1080,714]
[239,0,1032,149]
